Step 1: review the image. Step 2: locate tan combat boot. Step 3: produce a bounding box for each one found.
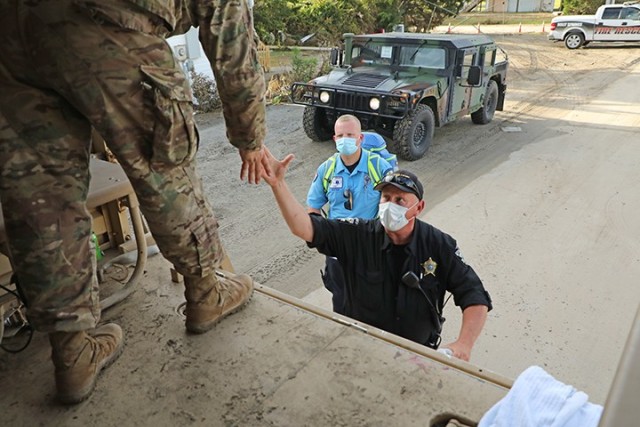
[184,270,254,334]
[49,323,124,404]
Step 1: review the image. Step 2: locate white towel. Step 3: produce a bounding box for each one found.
[478,366,603,427]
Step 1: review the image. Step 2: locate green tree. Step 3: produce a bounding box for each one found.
[374,0,403,31]
[297,0,376,44]
[290,48,318,82]
[253,0,293,42]
[399,0,462,32]
[253,0,466,45]
[562,0,603,15]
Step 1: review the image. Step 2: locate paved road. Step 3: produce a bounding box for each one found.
[432,59,640,403]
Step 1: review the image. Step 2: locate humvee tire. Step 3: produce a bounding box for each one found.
[471,80,499,125]
[393,104,435,161]
[303,106,333,142]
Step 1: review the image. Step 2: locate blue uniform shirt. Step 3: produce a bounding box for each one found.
[307,149,392,220]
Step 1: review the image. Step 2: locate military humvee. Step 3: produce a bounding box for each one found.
[291,32,509,160]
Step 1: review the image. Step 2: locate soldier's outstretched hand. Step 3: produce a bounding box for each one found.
[260,147,294,188]
[239,147,271,184]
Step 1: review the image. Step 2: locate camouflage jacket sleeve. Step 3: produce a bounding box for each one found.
[193,0,266,151]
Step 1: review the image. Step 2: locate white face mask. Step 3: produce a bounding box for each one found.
[378,201,418,231]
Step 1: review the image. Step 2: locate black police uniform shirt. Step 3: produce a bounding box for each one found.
[308,214,493,347]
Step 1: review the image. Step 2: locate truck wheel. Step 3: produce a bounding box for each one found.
[471,80,499,125]
[303,107,333,142]
[564,32,585,49]
[393,104,435,161]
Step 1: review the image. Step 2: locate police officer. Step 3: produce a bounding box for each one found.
[307,115,392,314]
[0,0,267,404]
[263,152,492,361]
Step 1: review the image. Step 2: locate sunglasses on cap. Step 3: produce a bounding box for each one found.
[380,173,421,199]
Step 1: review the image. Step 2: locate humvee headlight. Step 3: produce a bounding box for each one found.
[319,91,330,103]
[369,97,381,110]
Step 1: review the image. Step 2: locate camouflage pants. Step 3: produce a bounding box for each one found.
[0,1,224,332]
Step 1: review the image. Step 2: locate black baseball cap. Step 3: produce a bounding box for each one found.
[374,170,424,200]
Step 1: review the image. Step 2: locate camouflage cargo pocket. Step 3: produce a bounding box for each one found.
[73,0,164,35]
[140,64,198,169]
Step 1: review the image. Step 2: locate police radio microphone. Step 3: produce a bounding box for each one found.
[401,271,421,291]
[402,271,433,305]
[401,271,445,329]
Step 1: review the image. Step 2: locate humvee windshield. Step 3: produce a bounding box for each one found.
[351,41,393,66]
[351,40,446,69]
[399,46,446,69]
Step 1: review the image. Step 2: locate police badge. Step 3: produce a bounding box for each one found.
[422,257,437,276]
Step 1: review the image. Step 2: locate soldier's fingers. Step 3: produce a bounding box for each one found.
[247,161,256,184]
[240,163,248,181]
[241,160,254,182]
[250,162,260,185]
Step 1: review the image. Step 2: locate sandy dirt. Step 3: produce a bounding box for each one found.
[2,32,639,420]
[194,33,640,403]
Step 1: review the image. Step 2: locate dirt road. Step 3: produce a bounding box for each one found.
[194,33,640,403]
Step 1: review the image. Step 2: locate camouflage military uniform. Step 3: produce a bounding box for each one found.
[0,0,266,332]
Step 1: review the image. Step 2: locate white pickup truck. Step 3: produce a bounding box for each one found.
[549,2,640,49]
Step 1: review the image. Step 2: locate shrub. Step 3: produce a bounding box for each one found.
[317,54,333,76]
[262,32,276,45]
[265,72,294,105]
[189,71,221,113]
[187,50,326,108]
[291,48,318,83]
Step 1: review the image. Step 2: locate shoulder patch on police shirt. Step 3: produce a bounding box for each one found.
[455,247,467,265]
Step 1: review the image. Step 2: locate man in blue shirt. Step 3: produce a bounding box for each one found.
[307,115,392,313]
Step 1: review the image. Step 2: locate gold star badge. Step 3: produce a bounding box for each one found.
[422,257,437,276]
